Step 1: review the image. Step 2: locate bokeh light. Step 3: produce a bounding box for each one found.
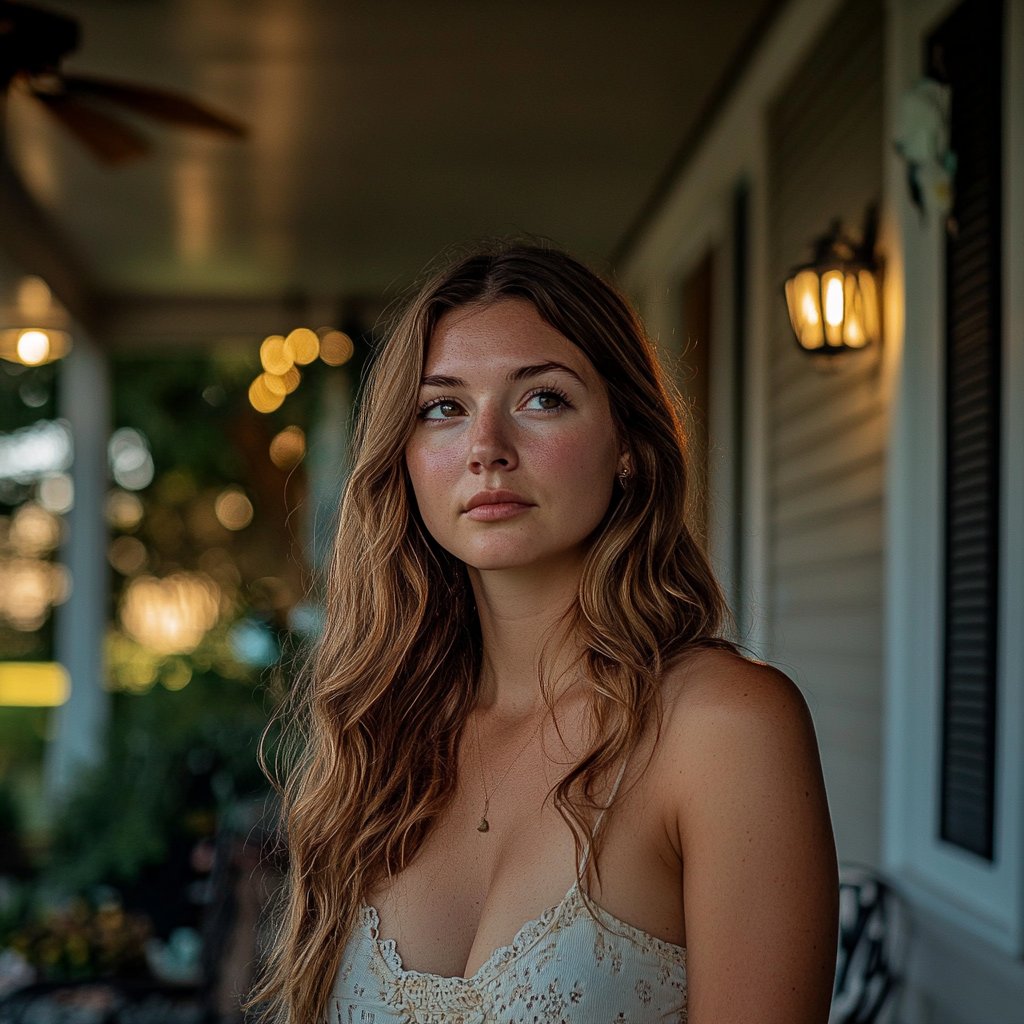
[108,535,149,575]
[259,335,293,376]
[0,661,71,707]
[16,330,50,366]
[284,328,319,365]
[0,558,70,631]
[10,502,62,557]
[108,428,155,491]
[106,489,145,530]
[248,375,284,413]
[214,487,253,531]
[319,330,354,366]
[38,473,74,514]
[119,573,221,655]
[269,426,306,469]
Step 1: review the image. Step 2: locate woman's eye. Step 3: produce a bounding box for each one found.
[422,399,464,420]
[523,390,567,411]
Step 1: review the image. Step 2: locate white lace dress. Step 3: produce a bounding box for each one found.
[330,763,687,1024]
[330,881,687,1024]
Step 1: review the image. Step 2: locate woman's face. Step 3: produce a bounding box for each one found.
[404,298,622,573]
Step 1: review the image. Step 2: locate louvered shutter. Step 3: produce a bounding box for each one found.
[929,0,1003,861]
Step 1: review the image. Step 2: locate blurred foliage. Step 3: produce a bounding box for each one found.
[114,344,322,487]
[6,897,150,981]
[45,669,275,897]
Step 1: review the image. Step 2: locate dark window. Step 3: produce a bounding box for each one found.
[929,0,1003,860]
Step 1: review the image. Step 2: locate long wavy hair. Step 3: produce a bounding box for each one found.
[255,242,731,1022]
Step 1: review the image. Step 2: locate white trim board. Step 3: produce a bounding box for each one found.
[881,0,1024,955]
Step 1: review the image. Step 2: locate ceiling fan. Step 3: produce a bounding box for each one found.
[0,0,247,165]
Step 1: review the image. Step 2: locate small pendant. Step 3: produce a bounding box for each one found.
[477,817,490,833]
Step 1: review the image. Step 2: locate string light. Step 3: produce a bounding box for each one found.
[269,426,306,469]
[120,573,221,655]
[285,328,319,364]
[248,327,354,413]
[319,330,354,366]
[214,487,253,530]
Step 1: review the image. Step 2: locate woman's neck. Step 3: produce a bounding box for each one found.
[469,549,585,716]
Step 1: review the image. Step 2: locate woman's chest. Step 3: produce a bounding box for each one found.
[370,764,685,979]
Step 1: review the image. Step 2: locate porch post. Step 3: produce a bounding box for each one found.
[44,330,111,804]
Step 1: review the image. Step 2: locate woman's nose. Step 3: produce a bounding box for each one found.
[468,405,518,473]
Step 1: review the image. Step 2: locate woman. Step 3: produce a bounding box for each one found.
[257,244,838,1023]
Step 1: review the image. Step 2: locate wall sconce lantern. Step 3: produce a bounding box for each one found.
[784,212,881,356]
[0,277,72,367]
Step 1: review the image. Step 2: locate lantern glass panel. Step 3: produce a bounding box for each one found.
[821,270,845,346]
[859,269,881,344]
[785,269,825,350]
[842,273,868,348]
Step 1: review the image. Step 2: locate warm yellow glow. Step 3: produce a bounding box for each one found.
[108,535,148,575]
[0,558,69,631]
[120,573,220,655]
[0,328,71,365]
[285,327,320,365]
[823,272,844,324]
[17,330,49,365]
[859,270,881,345]
[214,487,253,530]
[784,270,824,350]
[842,273,867,349]
[248,375,285,413]
[105,489,145,530]
[269,426,306,469]
[260,335,293,376]
[263,372,288,397]
[280,366,301,393]
[17,277,52,319]
[319,330,354,366]
[0,662,70,706]
[10,502,61,557]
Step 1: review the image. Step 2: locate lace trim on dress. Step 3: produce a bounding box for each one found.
[359,881,686,995]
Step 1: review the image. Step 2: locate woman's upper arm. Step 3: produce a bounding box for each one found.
[665,655,838,1024]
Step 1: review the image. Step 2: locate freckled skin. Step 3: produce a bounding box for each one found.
[405,299,621,575]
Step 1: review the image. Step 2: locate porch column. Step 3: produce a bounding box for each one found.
[44,330,111,804]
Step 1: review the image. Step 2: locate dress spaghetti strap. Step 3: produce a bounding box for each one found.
[579,756,630,874]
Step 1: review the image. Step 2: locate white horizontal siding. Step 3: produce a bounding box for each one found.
[765,0,886,865]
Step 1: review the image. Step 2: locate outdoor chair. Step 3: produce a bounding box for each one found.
[830,865,909,1024]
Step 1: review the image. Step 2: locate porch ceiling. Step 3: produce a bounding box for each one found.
[5,0,773,302]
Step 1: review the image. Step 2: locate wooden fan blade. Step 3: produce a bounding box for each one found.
[62,74,248,138]
[34,92,151,165]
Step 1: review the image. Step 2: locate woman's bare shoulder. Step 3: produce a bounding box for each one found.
[653,647,823,805]
[660,646,811,730]
[652,648,838,1024]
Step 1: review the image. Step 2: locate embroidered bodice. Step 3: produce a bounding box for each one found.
[330,762,687,1023]
[331,881,687,1024]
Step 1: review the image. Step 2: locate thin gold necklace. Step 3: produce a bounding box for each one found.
[473,709,545,833]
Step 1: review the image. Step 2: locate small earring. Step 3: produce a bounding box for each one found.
[618,467,630,487]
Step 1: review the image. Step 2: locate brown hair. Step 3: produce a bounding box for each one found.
[255,241,730,1021]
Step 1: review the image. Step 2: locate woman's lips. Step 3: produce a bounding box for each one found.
[463,501,533,521]
[463,490,534,521]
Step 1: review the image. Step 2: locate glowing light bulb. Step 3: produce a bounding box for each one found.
[17,330,50,365]
[824,277,845,326]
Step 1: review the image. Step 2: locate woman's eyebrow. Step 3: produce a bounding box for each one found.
[419,362,588,390]
[508,361,588,388]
